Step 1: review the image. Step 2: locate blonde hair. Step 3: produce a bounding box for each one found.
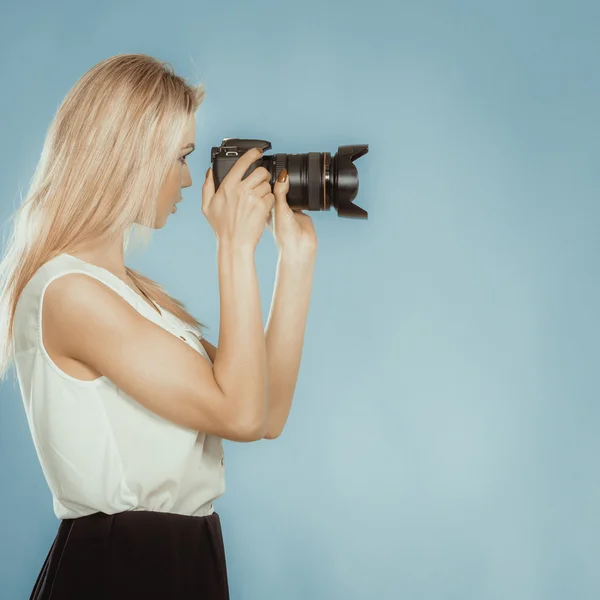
[0,53,208,382]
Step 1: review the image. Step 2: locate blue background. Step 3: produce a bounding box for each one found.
[1,0,599,598]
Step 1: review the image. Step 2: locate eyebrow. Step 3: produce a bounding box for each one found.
[181,143,195,151]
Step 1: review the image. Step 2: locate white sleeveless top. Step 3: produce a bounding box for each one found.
[11,253,225,520]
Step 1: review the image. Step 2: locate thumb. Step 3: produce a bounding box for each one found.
[273,169,290,205]
[202,167,215,209]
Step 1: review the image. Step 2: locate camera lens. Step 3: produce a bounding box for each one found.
[261,145,368,219]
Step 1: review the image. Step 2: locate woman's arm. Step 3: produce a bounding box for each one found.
[198,336,218,363]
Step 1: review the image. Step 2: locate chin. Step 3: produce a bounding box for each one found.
[151,217,167,230]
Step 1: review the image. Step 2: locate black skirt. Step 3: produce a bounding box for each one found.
[29,510,230,599]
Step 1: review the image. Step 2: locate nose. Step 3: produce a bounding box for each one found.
[181,169,192,189]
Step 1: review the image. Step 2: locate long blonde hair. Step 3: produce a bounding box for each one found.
[0,53,208,382]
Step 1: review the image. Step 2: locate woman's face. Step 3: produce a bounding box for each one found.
[154,115,196,228]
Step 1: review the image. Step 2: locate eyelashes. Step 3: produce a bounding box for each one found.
[179,151,193,165]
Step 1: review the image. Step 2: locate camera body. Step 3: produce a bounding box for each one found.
[210,138,369,219]
[210,138,275,188]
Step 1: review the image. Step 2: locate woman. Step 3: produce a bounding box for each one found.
[0,54,317,599]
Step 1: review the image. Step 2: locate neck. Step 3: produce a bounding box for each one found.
[67,233,127,279]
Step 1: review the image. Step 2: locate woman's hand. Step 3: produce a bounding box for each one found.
[202,148,275,252]
[266,169,318,257]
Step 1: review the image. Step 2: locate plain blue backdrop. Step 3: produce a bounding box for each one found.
[1,0,599,598]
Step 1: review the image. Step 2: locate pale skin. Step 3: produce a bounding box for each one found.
[44,114,316,440]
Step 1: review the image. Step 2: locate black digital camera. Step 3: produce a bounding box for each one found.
[210,138,369,219]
